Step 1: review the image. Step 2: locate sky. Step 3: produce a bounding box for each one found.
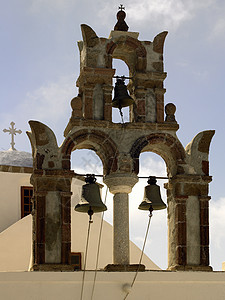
[0,0,225,270]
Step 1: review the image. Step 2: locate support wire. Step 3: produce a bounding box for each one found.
[90,187,109,300]
[119,107,124,123]
[89,147,117,300]
[123,207,153,300]
[80,218,92,300]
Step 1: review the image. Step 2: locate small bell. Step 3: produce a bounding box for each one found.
[138,176,167,211]
[112,77,134,109]
[75,174,107,214]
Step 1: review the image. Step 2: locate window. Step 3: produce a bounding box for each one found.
[21,186,33,218]
[71,252,82,270]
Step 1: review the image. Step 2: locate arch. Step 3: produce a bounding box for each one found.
[71,148,103,175]
[130,133,186,176]
[112,59,130,123]
[106,37,147,73]
[61,130,119,175]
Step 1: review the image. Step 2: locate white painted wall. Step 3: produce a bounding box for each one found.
[0,271,225,300]
[0,209,160,272]
[0,215,32,271]
[0,171,31,233]
[0,171,84,233]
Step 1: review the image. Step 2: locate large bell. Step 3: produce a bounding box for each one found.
[75,174,107,213]
[138,176,167,211]
[112,77,135,109]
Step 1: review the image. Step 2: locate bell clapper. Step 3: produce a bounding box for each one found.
[149,205,153,218]
[119,106,124,123]
[88,207,94,223]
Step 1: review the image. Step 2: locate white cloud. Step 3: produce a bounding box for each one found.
[139,154,166,176]
[127,0,190,29]
[192,69,209,82]
[28,0,76,14]
[97,0,214,31]
[71,149,103,175]
[20,75,75,123]
[209,17,225,41]
[0,75,76,152]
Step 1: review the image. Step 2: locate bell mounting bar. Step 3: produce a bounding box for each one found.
[138,176,168,180]
[113,75,132,80]
[74,173,168,180]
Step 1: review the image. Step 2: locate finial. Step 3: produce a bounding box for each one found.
[165,103,177,123]
[3,121,22,150]
[114,4,129,31]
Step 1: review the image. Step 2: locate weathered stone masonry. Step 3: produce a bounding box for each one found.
[27,22,215,271]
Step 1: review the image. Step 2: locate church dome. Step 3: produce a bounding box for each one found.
[0,149,33,168]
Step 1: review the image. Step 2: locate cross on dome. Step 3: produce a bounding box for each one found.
[3,121,22,151]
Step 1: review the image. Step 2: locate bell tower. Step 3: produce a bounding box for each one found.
[28,7,214,271]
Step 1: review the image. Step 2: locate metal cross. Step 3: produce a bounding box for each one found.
[119,4,125,11]
[3,121,22,150]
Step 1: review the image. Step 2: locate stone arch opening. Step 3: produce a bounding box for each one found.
[61,130,119,175]
[129,133,186,270]
[131,152,167,269]
[106,36,147,124]
[70,148,105,210]
[130,133,186,177]
[112,58,131,123]
[106,36,147,74]
[71,149,103,175]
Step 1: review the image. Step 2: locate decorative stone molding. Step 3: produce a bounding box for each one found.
[0,165,32,173]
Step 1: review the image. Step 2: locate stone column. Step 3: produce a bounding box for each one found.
[199,196,211,266]
[31,170,74,271]
[76,67,115,121]
[166,175,212,271]
[104,174,138,266]
[113,193,129,264]
[129,72,167,123]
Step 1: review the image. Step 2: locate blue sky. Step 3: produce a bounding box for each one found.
[1,0,225,270]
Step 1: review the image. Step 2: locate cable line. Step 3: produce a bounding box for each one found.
[80,216,92,300]
[90,187,109,300]
[123,207,153,300]
[89,148,117,300]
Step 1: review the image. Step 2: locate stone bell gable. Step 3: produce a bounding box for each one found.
[27,10,215,272]
[65,24,168,133]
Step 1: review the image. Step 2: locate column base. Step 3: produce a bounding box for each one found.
[104,264,145,272]
[167,265,213,272]
[31,264,75,272]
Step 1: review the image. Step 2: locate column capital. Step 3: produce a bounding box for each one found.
[104,173,138,194]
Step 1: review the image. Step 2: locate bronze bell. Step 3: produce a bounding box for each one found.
[112,77,134,109]
[75,174,107,214]
[138,176,167,211]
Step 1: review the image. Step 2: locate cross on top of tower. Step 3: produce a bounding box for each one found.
[3,121,22,151]
[118,4,125,11]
